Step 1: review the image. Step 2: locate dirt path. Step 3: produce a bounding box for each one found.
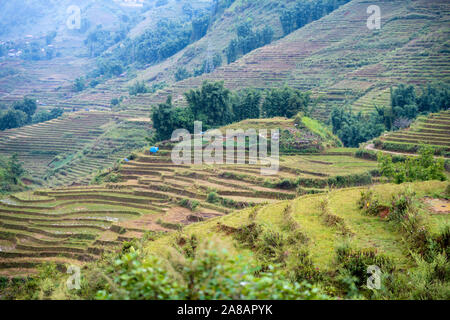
[365,144,449,159]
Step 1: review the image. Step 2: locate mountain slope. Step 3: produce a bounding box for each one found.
[119,0,450,119]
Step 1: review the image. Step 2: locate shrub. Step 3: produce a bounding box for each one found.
[335,243,394,291]
[178,198,199,211]
[207,192,219,203]
[97,240,329,300]
[129,81,148,96]
[378,145,447,184]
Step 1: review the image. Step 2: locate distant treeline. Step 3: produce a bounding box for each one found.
[225,22,274,64]
[331,82,450,147]
[0,98,63,131]
[280,0,351,36]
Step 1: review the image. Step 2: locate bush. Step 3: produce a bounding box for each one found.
[129,81,148,96]
[179,198,199,211]
[378,145,446,183]
[96,240,329,300]
[335,243,394,292]
[206,191,219,203]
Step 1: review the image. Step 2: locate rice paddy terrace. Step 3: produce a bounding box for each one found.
[6,0,447,119]
[373,109,450,156]
[0,111,151,186]
[0,55,92,107]
[88,0,449,121]
[0,142,379,276]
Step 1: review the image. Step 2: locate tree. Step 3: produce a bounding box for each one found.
[129,81,148,96]
[175,67,192,82]
[32,107,64,124]
[151,96,194,141]
[73,77,85,92]
[330,106,385,148]
[391,84,416,109]
[226,39,238,63]
[232,89,261,122]
[12,98,37,122]
[184,81,233,127]
[378,146,446,184]
[191,15,210,41]
[7,154,25,184]
[0,108,28,130]
[262,86,310,118]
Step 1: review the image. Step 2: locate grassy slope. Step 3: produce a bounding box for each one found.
[146,180,448,272]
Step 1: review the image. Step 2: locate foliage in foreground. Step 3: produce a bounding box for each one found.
[0,239,329,300]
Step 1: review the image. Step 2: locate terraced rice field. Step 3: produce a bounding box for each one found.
[146,180,449,275]
[0,55,91,107]
[83,0,449,121]
[0,145,378,276]
[375,110,450,155]
[0,111,150,186]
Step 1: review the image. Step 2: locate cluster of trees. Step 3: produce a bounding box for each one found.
[95,0,233,80]
[226,22,274,63]
[128,81,167,96]
[0,98,36,130]
[85,26,128,58]
[174,53,223,82]
[378,146,446,184]
[152,81,310,140]
[280,0,351,36]
[21,42,56,61]
[73,77,86,92]
[0,98,63,131]
[331,83,450,147]
[32,107,64,124]
[0,154,25,192]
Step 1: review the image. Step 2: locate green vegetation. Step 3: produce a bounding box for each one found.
[332,83,450,147]
[0,98,59,131]
[378,146,446,184]
[262,86,310,119]
[280,0,351,35]
[0,154,26,193]
[152,81,311,141]
[226,21,274,63]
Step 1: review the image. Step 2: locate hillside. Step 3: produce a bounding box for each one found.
[0,111,151,186]
[116,0,450,120]
[371,109,450,156]
[0,116,381,276]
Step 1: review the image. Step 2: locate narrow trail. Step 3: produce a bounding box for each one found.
[365,144,449,159]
